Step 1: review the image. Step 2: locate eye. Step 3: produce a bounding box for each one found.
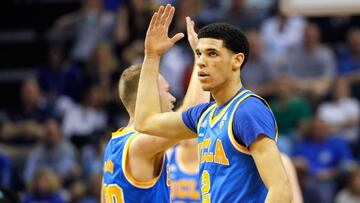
[196,51,201,58]
[208,52,218,57]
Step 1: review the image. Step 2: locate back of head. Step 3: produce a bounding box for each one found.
[119,64,142,114]
[198,23,250,68]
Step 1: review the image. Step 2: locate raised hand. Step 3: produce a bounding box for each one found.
[186,16,198,54]
[145,4,184,57]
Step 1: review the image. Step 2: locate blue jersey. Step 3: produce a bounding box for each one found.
[169,146,200,203]
[103,128,171,203]
[182,88,278,203]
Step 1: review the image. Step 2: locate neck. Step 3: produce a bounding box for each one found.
[212,78,243,106]
[126,117,135,129]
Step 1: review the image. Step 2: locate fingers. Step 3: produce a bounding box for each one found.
[159,4,172,26]
[186,16,196,36]
[164,6,175,28]
[148,12,158,31]
[171,33,185,44]
[155,6,165,26]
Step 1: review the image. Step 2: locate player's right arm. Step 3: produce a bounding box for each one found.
[135,5,204,139]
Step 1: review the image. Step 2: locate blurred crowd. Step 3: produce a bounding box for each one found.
[0,0,359,202]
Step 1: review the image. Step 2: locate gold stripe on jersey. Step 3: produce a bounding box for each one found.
[112,127,136,139]
[228,94,279,155]
[250,95,279,142]
[122,133,166,189]
[197,104,216,133]
[228,94,254,155]
[209,90,250,128]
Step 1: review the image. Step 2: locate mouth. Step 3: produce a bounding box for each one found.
[198,71,209,82]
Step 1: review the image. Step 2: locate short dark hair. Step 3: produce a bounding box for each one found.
[198,23,249,68]
[119,64,142,111]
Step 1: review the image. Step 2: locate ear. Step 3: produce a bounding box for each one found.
[231,53,244,71]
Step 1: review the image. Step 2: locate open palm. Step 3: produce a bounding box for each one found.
[145,5,184,57]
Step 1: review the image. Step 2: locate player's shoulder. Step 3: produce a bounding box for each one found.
[238,94,268,109]
[193,101,216,111]
[235,95,273,117]
[185,101,216,117]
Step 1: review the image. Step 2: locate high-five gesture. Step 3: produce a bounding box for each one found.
[186,16,198,54]
[145,4,184,57]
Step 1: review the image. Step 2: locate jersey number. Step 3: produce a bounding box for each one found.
[201,170,211,203]
[103,184,124,203]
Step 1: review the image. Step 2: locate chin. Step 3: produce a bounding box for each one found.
[201,85,213,92]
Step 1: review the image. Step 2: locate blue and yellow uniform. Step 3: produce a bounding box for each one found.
[169,146,200,203]
[103,128,170,203]
[182,88,278,202]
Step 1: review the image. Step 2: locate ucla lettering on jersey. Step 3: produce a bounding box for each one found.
[103,128,170,203]
[196,89,278,203]
[169,146,200,203]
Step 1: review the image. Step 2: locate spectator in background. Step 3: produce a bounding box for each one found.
[260,4,305,71]
[293,117,354,203]
[293,157,328,203]
[79,173,102,203]
[81,133,108,178]
[68,180,87,203]
[113,0,152,48]
[335,166,360,203]
[337,28,360,98]
[22,168,65,203]
[61,83,107,148]
[196,0,226,24]
[283,22,337,99]
[269,78,311,154]
[23,119,79,185]
[1,78,54,144]
[241,30,277,97]
[317,79,360,146]
[0,153,12,189]
[86,42,119,103]
[55,0,115,63]
[37,44,83,102]
[225,0,266,31]
[160,0,197,98]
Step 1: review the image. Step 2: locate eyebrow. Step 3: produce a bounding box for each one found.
[206,48,220,52]
[195,48,220,53]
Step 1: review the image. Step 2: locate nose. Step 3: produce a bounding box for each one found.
[196,55,206,69]
[170,94,176,104]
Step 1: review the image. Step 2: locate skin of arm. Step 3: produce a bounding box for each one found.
[134,5,203,139]
[249,135,293,203]
[128,6,209,182]
[281,153,304,203]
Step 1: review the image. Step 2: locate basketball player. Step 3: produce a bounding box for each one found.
[169,138,200,203]
[135,4,292,202]
[101,17,209,202]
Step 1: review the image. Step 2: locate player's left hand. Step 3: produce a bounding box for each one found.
[144,4,184,57]
[186,16,198,54]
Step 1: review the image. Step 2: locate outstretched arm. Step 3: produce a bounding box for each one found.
[135,5,204,139]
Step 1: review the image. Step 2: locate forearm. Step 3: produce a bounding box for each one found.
[179,61,210,112]
[265,186,292,203]
[135,55,162,132]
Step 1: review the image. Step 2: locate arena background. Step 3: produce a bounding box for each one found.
[0,0,359,202]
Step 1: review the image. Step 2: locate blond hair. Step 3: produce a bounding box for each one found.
[29,168,61,193]
[119,64,142,113]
